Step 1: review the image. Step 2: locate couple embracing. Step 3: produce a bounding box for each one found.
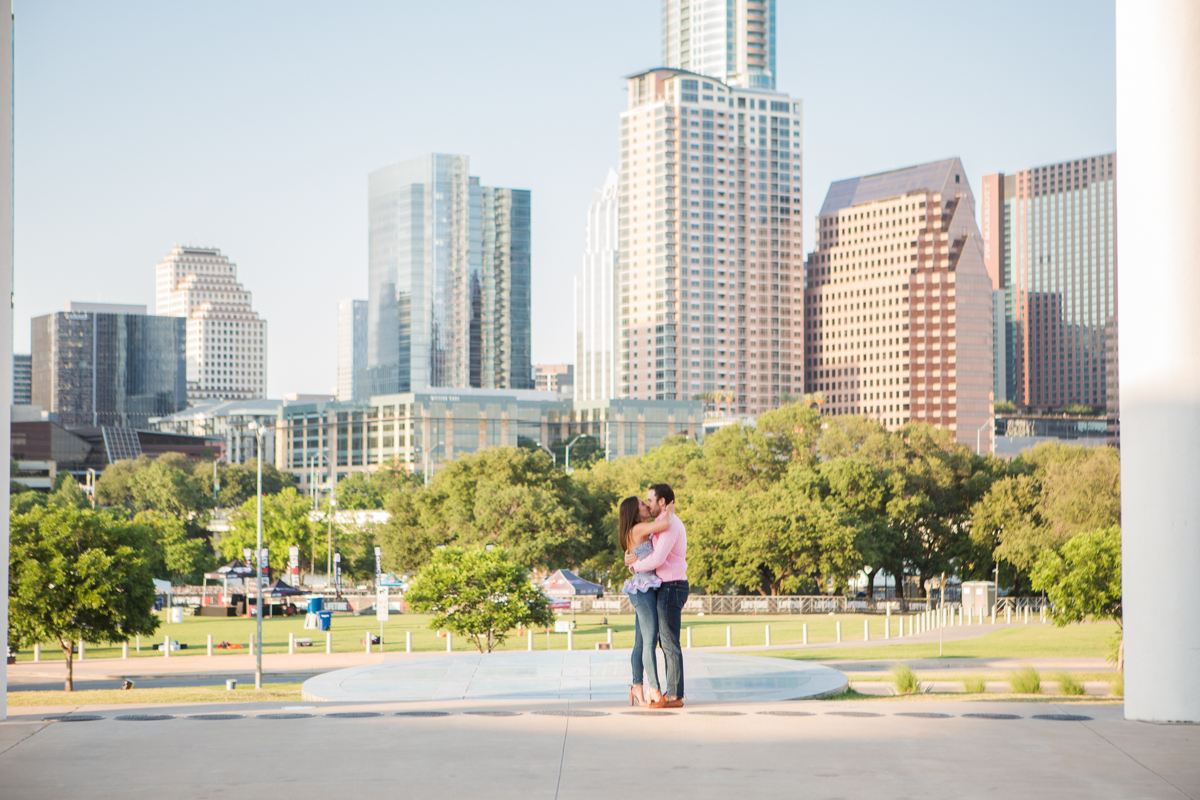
[617,483,688,709]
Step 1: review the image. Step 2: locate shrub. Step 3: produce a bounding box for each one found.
[1055,672,1085,696]
[963,676,986,694]
[1110,673,1124,697]
[1008,666,1042,694]
[891,664,921,695]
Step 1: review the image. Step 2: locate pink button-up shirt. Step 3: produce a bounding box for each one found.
[633,512,688,583]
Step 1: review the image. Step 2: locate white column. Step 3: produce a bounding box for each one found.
[207,634,213,657]
[326,632,332,654]
[1117,0,1200,724]
[408,631,414,653]
[0,5,13,722]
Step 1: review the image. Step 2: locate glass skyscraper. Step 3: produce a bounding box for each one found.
[363,154,532,397]
[31,303,187,428]
[574,169,619,402]
[661,0,776,90]
[337,299,367,401]
[981,153,1117,416]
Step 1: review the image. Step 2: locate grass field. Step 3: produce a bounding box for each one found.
[757,622,1119,662]
[11,610,1117,661]
[5,683,304,707]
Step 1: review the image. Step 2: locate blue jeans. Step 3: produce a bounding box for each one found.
[657,580,689,698]
[628,588,660,691]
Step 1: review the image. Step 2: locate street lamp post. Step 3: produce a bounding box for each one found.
[248,422,267,690]
[976,417,993,456]
[327,491,337,586]
[563,435,584,473]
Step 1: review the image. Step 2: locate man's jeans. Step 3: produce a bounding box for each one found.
[656,580,689,699]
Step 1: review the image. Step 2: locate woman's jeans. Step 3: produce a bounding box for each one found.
[628,588,660,691]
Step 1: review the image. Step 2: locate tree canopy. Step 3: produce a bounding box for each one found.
[404,547,554,652]
[8,506,161,690]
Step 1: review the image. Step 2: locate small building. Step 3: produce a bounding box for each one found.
[961,581,997,618]
[150,397,281,464]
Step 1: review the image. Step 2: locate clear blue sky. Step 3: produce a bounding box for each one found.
[14,1,1115,397]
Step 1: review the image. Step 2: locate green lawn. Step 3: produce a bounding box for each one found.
[6,683,304,707]
[11,610,1103,661]
[758,622,1120,662]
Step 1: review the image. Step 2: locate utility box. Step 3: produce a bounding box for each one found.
[961,581,997,617]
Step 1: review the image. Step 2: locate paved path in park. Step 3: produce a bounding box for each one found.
[6,620,1110,692]
[0,698,1194,799]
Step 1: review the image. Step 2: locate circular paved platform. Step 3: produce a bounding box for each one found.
[300,650,847,704]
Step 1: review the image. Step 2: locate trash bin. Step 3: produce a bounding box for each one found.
[308,597,323,614]
[168,607,184,624]
[318,611,332,631]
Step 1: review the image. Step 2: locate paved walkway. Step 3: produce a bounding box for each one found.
[1,699,1195,799]
[300,651,848,703]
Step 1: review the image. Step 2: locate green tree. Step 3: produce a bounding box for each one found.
[133,511,213,584]
[215,461,292,508]
[405,547,554,652]
[8,506,161,690]
[48,473,90,510]
[333,466,414,510]
[1031,525,1122,668]
[223,488,318,580]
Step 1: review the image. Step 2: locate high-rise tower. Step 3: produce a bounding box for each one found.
[362,154,532,396]
[981,154,1117,420]
[662,0,776,90]
[575,169,620,402]
[803,158,994,445]
[155,246,268,402]
[337,299,368,401]
[619,69,802,411]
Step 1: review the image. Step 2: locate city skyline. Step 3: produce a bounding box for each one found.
[13,2,1116,398]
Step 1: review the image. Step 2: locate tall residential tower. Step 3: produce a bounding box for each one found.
[362,154,532,396]
[803,158,993,445]
[155,245,268,402]
[662,0,776,90]
[619,69,802,412]
[981,153,1117,418]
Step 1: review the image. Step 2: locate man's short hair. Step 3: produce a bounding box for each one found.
[649,483,675,505]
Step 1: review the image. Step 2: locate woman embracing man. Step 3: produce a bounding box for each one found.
[617,483,689,709]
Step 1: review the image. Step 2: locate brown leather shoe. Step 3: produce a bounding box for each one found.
[647,695,668,709]
[661,696,684,709]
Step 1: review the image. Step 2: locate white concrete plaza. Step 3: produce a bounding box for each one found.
[300,650,848,703]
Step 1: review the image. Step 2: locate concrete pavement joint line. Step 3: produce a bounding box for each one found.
[0,722,52,759]
[552,702,569,800]
[1075,706,1197,800]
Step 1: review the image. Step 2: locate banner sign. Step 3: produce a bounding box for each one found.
[374,546,382,587]
[334,552,342,597]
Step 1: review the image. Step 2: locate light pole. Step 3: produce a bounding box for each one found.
[248,421,267,690]
[536,443,556,466]
[327,490,337,586]
[976,417,993,455]
[422,440,445,486]
[85,468,97,509]
[564,434,584,473]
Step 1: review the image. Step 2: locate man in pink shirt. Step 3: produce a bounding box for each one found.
[625,483,688,708]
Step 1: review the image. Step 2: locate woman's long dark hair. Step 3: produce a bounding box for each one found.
[617,496,641,553]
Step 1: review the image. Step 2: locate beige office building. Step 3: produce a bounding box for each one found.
[620,68,802,413]
[803,158,993,444]
[155,245,268,402]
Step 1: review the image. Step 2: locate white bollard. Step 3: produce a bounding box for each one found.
[607,628,613,645]
[289,632,295,655]
[207,634,213,657]
[527,629,533,651]
[447,632,453,652]
[727,626,732,647]
[765,625,771,646]
[136,635,140,653]
[991,606,996,625]
[34,643,40,662]
[1005,608,1011,624]
[686,627,692,648]
[908,616,914,636]
[547,630,551,650]
[326,632,332,654]
[250,633,255,654]
[366,631,372,654]
[836,621,842,643]
[164,635,171,658]
[864,619,870,641]
[567,629,573,651]
[79,640,85,661]
[408,631,413,653]
[123,640,129,659]
[885,616,890,639]
[1025,607,1030,624]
